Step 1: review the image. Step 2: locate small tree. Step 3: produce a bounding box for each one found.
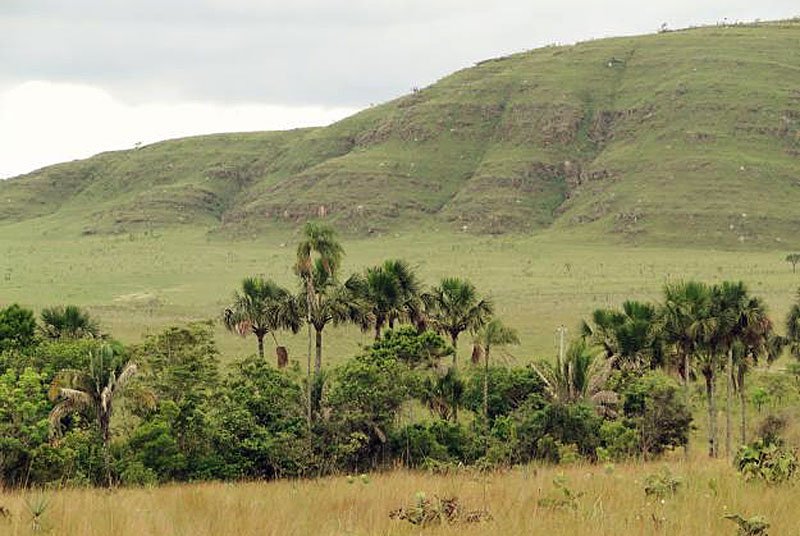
[223,277,300,361]
[40,305,100,340]
[786,253,800,273]
[472,319,519,421]
[48,343,147,485]
[422,278,493,368]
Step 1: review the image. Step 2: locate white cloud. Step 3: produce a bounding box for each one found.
[0,81,359,178]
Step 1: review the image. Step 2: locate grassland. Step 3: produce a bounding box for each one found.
[1,453,798,535]
[2,223,799,365]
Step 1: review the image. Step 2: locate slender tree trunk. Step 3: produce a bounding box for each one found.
[306,320,312,426]
[374,321,382,341]
[683,350,691,460]
[739,367,747,446]
[705,368,717,458]
[315,327,323,375]
[726,348,733,458]
[257,334,265,360]
[483,346,490,421]
[451,332,459,368]
[100,408,112,487]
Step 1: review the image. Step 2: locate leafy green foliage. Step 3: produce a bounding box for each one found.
[209,355,309,479]
[463,365,544,420]
[537,476,584,511]
[369,327,452,369]
[724,514,770,536]
[39,305,100,340]
[621,372,692,457]
[643,467,682,499]
[0,368,50,485]
[735,440,798,485]
[390,493,491,526]
[0,304,36,353]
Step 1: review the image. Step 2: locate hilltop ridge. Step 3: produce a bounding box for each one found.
[2,19,799,247]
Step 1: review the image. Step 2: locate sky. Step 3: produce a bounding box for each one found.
[1,1,798,178]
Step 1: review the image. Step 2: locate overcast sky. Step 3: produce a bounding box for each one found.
[1,1,797,178]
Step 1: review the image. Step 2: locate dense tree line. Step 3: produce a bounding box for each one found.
[0,224,797,488]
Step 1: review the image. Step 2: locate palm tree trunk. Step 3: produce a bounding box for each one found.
[315,327,323,375]
[726,348,733,458]
[306,320,312,426]
[451,332,458,367]
[257,334,265,360]
[739,366,747,445]
[374,322,382,341]
[483,346,490,421]
[683,349,691,460]
[100,408,112,487]
[705,368,717,458]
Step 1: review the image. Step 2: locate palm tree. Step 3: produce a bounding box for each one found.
[533,339,618,415]
[301,261,367,375]
[422,277,493,367]
[48,343,146,485]
[223,277,300,361]
[40,305,100,340]
[733,297,777,445]
[582,300,663,371]
[660,281,711,389]
[295,223,344,373]
[347,259,420,340]
[420,368,465,422]
[473,318,519,421]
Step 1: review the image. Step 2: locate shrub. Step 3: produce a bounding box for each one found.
[621,372,692,457]
[735,439,798,484]
[463,365,545,421]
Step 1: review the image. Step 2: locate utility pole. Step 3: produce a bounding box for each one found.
[557,325,567,361]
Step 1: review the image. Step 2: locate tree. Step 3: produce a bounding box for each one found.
[473,319,519,421]
[347,259,420,340]
[40,305,100,340]
[582,301,663,371]
[0,367,50,486]
[660,281,711,389]
[422,278,493,367]
[295,223,344,382]
[133,323,221,470]
[0,303,36,352]
[533,339,618,414]
[48,343,146,485]
[299,262,366,377]
[786,253,800,273]
[223,277,300,361]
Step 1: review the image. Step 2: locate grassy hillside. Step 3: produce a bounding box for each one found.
[2,20,799,246]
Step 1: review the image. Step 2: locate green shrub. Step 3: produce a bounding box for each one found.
[735,440,798,485]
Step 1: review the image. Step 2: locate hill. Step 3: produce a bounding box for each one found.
[1,20,799,246]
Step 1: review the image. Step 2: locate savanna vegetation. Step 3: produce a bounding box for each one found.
[3,222,800,535]
[2,17,800,536]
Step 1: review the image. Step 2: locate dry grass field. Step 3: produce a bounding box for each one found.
[0,455,793,535]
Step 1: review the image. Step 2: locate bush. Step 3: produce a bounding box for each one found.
[621,372,691,457]
[463,365,545,421]
[390,420,475,467]
[735,439,798,485]
[515,402,602,463]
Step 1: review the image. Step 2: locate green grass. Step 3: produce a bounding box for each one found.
[2,223,799,366]
[1,20,799,245]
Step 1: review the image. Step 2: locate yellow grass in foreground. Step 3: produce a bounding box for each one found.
[0,457,791,535]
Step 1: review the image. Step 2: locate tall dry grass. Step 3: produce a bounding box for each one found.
[0,454,793,535]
